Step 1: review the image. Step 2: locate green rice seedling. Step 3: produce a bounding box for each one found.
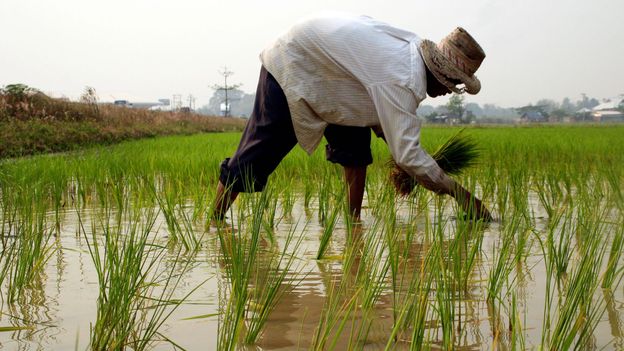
[80,194,197,351]
[605,167,623,212]
[407,259,435,351]
[384,237,436,351]
[317,171,333,224]
[216,210,258,351]
[312,287,361,351]
[127,249,204,351]
[280,180,296,217]
[311,219,374,350]
[262,185,281,233]
[0,200,18,301]
[310,268,361,351]
[509,292,526,351]
[602,219,624,290]
[244,222,306,344]
[0,243,15,306]
[548,239,607,350]
[451,211,485,293]
[430,202,456,349]
[216,185,296,349]
[154,189,201,252]
[385,220,405,326]
[344,248,392,349]
[316,202,341,260]
[82,204,154,350]
[355,220,391,311]
[508,168,530,220]
[6,205,55,303]
[486,216,520,303]
[390,129,480,196]
[546,207,574,287]
[539,202,610,350]
[303,175,315,210]
[534,173,566,220]
[191,187,209,223]
[511,211,533,265]
[495,181,511,223]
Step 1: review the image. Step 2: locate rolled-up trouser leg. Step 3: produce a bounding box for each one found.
[219,66,297,193]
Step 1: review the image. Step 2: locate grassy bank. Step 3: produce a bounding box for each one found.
[0,84,246,158]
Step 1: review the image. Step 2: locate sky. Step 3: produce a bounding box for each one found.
[1,0,623,108]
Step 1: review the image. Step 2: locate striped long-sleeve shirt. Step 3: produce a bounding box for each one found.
[260,12,445,183]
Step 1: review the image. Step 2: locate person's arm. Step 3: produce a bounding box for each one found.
[368,84,447,189]
[368,84,491,220]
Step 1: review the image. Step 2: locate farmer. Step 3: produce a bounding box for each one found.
[213,12,491,222]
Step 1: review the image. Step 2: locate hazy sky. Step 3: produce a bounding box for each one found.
[1,0,622,108]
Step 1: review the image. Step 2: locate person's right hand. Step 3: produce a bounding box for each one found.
[451,184,493,222]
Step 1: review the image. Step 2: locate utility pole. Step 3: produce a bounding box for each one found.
[172,94,182,112]
[187,94,195,111]
[212,66,241,117]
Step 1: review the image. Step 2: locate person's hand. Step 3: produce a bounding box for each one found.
[412,172,492,222]
[451,184,493,222]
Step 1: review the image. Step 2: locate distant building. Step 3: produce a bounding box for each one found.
[591,96,624,122]
[516,105,548,123]
[592,110,624,122]
[112,98,173,111]
[519,110,547,123]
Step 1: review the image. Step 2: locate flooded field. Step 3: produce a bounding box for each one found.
[1,126,623,350]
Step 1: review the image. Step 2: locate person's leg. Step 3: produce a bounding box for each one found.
[212,181,239,222]
[343,165,367,219]
[212,67,297,221]
[323,125,373,220]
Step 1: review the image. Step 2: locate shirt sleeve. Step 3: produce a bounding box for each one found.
[367,84,445,184]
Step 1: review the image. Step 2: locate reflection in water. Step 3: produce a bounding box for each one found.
[258,213,492,350]
[0,191,623,350]
[605,290,623,349]
[4,269,56,351]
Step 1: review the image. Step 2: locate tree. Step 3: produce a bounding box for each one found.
[465,102,483,117]
[199,88,254,117]
[576,93,600,110]
[463,110,476,124]
[424,112,439,123]
[550,109,567,121]
[560,97,575,113]
[416,104,435,116]
[446,93,465,120]
[535,99,558,114]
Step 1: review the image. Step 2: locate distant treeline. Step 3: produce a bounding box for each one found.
[197,87,605,123]
[418,94,603,123]
[0,84,246,158]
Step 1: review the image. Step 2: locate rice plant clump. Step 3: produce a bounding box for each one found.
[390,129,480,196]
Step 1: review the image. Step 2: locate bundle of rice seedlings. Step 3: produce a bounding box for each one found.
[390,129,479,196]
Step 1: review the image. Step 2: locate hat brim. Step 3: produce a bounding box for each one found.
[419,39,481,95]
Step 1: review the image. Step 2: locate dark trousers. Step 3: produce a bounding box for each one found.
[219,66,373,193]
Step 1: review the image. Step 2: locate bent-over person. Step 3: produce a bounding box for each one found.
[213,12,492,222]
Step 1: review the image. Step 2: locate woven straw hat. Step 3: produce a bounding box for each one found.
[420,27,485,95]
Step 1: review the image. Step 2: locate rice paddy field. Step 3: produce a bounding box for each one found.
[0,125,623,350]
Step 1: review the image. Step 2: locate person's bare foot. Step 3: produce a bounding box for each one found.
[208,217,237,234]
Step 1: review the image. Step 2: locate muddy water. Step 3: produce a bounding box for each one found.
[1,193,623,350]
